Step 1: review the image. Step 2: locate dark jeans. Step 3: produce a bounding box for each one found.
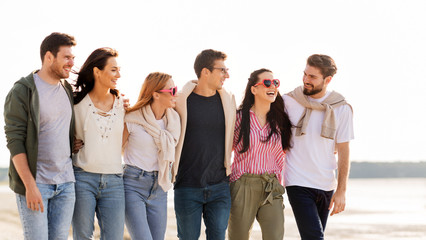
[286,186,334,240]
[174,182,231,240]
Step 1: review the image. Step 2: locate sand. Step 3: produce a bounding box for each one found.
[1,178,426,240]
[0,187,276,240]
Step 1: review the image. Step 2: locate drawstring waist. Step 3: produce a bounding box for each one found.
[238,172,282,206]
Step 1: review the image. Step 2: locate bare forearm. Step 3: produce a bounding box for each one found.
[329,142,350,215]
[12,153,37,190]
[12,153,44,212]
[336,142,350,192]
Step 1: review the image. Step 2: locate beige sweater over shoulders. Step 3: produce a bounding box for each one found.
[172,80,236,182]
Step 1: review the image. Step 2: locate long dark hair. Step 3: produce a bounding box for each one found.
[237,68,292,153]
[74,47,119,104]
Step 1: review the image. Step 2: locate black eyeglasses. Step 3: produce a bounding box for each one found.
[212,67,229,74]
[158,86,178,96]
[254,79,280,88]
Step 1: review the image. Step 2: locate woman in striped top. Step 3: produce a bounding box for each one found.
[228,68,292,240]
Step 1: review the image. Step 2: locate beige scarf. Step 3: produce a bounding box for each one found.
[124,105,180,191]
[287,86,349,140]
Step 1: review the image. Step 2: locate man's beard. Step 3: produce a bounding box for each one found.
[51,61,70,79]
[303,82,324,96]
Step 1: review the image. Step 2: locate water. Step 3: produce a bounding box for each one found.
[320,178,426,240]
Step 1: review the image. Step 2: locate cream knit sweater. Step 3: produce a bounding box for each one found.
[287,86,351,140]
[73,95,124,173]
[124,106,180,191]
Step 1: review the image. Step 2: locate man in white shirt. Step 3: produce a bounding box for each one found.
[283,54,354,240]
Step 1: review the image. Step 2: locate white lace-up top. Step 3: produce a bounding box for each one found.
[72,94,125,173]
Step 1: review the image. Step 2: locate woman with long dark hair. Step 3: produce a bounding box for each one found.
[72,47,125,239]
[228,68,292,240]
[122,72,180,240]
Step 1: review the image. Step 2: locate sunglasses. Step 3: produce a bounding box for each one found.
[254,79,280,88]
[158,86,178,96]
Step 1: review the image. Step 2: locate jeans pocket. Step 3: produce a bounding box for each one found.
[123,166,140,179]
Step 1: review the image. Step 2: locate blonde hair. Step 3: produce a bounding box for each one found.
[127,72,172,113]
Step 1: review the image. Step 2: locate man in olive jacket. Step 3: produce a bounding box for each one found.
[4,32,76,240]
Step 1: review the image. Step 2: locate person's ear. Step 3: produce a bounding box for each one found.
[251,85,257,95]
[93,67,101,79]
[44,51,54,63]
[152,92,160,100]
[325,76,332,85]
[201,68,211,78]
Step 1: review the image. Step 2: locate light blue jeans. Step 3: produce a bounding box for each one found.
[16,182,75,240]
[72,166,125,240]
[124,164,168,240]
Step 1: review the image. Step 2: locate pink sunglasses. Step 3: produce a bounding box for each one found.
[254,79,280,88]
[158,86,178,96]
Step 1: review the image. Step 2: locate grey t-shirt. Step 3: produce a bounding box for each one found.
[34,73,75,184]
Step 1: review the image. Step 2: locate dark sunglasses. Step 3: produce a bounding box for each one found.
[254,79,280,88]
[158,86,178,96]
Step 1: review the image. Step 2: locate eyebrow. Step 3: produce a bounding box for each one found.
[304,71,317,78]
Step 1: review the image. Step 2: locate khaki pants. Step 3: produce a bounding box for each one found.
[228,173,285,240]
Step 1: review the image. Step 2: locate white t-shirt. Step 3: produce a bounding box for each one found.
[283,91,354,191]
[123,120,165,171]
[34,73,74,184]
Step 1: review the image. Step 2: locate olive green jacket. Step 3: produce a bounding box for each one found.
[3,71,75,195]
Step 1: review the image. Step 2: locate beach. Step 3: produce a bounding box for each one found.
[1,178,425,240]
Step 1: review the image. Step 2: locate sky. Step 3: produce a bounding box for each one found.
[0,0,425,167]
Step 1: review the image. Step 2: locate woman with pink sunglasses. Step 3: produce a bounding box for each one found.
[228,68,292,240]
[122,72,181,240]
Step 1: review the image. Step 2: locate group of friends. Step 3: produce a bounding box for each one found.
[4,32,354,240]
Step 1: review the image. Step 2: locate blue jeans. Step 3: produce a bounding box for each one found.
[123,165,168,240]
[286,186,334,240]
[16,182,75,240]
[174,182,231,240]
[72,167,125,240]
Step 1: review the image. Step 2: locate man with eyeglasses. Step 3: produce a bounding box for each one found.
[172,49,236,240]
[283,54,354,240]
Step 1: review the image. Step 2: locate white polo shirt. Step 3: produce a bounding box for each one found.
[283,91,354,191]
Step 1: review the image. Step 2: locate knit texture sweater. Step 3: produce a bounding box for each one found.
[73,94,124,174]
[125,105,180,191]
[287,86,351,140]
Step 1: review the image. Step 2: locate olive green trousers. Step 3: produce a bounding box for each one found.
[228,173,285,240]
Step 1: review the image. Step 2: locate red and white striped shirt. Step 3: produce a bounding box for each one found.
[230,110,286,184]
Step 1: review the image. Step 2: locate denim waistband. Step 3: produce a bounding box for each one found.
[124,164,158,176]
